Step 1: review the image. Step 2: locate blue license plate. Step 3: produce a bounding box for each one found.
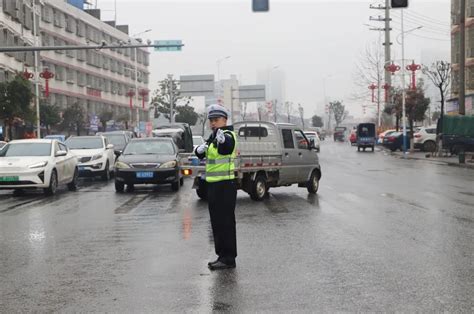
[136,171,154,178]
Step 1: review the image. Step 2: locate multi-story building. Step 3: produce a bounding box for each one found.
[0,0,37,82]
[450,0,474,115]
[1,0,150,131]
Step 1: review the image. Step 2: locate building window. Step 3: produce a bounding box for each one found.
[55,65,65,81]
[452,70,460,94]
[452,33,461,64]
[77,71,86,86]
[66,15,76,33]
[467,66,474,90]
[42,5,52,23]
[77,20,85,37]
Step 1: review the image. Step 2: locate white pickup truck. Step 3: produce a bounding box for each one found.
[181,121,322,201]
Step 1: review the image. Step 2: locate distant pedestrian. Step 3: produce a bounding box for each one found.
[195,104,238,270]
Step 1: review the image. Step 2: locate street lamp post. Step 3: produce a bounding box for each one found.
[216,56,231,82]
[268,65,279,122]
[32,0,41,138]
[401,9,408,156]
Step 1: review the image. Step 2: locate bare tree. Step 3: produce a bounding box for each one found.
[422,61,451,132]
[329,100,348,127]
[352,39,385,124]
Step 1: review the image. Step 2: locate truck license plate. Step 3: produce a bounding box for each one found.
[136,172,154,178]
[0,176,19,182]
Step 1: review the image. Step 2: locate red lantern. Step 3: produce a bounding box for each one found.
[138,89,149,109]
[382,83,390,102]
[406,61,421,90]
[368,83,377,103]
[39,68,54,97]
[21,69,34,80]
[385,62,401,76]
[126,90,136,109]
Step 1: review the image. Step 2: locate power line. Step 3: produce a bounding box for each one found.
[391,18,451,36]
[391,25,450,42]
[391,14,451,33]
[405,10,451,27]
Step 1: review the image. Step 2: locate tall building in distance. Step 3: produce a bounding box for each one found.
[450,0,474,115]
[256,67,286,107]
[0,0,150,131]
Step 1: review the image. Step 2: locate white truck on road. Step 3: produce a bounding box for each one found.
[182,121,322,201]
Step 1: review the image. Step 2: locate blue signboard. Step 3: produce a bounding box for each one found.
[154,40,183,52]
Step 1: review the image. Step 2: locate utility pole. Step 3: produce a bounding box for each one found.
[168,74,175,123]
[459,0,466,115]
[369,1,392,128]
[32,0,41,138]
[401,9,408,156]
[134,47,139,130]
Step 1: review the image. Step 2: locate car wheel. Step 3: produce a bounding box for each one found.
[423,140,436,153]
[126,184,135,192]
[67,168,78,191]
[115,180,124,193]
[390,147,396,152]
[13,189,25,196]
[250,175,267,201]
[180,177,184,186]
[307,170,320,194]
[357,146,360,152]
[371,146,375,152]
[101,162,110,181]
[171,179,180,192]
[44,170,58,196]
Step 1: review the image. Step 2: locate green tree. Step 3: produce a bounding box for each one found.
[98,109,114,132]
[59,103,86,136]
[311,114,324,128]
[329,100,348,127]
[391,80,430,149]
[432,111,441,123]
[0,75,34,140]
[175,104,199,125]
[40,102,61,135]
[150,76,189,121]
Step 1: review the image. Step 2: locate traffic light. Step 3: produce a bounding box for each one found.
[391,0,408,8]
[253,0,269,12]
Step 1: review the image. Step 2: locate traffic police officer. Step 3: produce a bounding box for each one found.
[195,104,238,270]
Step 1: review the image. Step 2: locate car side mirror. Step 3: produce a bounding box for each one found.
[106,144,114,150]
[114,150,122,157]
[56,150,67,157]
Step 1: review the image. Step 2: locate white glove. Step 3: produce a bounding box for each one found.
[196,144,208,154]
[216,129,226,144]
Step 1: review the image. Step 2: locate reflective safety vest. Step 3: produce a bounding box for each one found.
[205,130,237,183]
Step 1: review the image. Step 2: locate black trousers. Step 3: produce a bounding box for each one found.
[207,180,237,263]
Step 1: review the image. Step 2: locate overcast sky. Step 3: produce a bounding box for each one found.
[98,0,450,117]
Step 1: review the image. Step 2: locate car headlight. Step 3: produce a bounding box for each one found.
[115,161,130,169]
[160,161,177,169]
[29,161,48,169]
[91,154,103,161]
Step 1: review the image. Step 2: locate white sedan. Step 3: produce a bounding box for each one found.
[65,136,115,180]
[0,139,78,195]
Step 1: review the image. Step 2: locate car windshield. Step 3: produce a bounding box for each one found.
[193,137,204,146]
[123,141,175,155]
[66,138,104,149]
[0,143,51,157]
[104,134,127,147]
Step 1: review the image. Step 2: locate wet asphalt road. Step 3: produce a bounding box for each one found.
[0,141,473,312]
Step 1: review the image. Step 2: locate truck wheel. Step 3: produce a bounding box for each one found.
[250,175,267,201]
[196,179,207,200]
[307,171,320,194]
[357,146,360,152]
[371,145,375,152]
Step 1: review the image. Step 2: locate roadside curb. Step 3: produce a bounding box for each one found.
[383,150,474,170]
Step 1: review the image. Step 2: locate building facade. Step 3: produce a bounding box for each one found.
[450,0,474,115]
[1,0,150,132]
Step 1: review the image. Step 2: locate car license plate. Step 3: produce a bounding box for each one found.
[78,166,86,171]
[136,171,154,178]
[0,176,19,182]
